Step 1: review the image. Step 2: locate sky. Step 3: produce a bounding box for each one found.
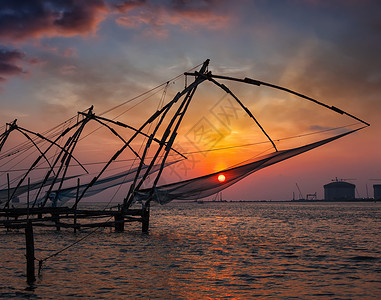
[0,0,380,201]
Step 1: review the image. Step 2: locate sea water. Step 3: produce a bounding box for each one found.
[1,201,380,299]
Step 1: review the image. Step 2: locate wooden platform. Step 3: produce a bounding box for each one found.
[0,206,147,232]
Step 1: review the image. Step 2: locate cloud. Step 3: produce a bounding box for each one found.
[0,48,27,82]
[0,0,232,42]
[60,64,78,75]
[275,1,381,123]
[113,0,146,13]
[0,0,107,42]
[63,48,78,58]
[113,0,231,36]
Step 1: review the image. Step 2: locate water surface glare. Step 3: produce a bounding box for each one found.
[1,202,380,299]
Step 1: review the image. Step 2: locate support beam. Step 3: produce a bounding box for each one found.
[141,204,150,234]
[52,213,61,231]
[114,213,125,232]
[25,220,36,285]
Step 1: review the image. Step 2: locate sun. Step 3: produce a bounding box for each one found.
[217,174,226,183]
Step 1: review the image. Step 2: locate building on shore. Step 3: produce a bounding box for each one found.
[374,185,381,200]
[324,181,355,201]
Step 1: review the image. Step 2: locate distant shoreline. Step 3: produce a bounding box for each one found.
[205,199,379,203]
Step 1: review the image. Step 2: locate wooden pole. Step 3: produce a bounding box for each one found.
[142,203,150,233]
[74,178,79,233]
[27,178,30,220]
[7,173,10,207]
[6,173,10,230]
[25,220,36,284]
[114,212,124,232]
[54,212,61,231]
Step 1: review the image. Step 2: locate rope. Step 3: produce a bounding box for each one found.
[173,122,361,156]
[36,76,188,273]
[72,64,202,142]
[98,62,203,117]
[37,221,110,275]
[0,122,359,174]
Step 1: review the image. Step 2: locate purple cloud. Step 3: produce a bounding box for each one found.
[0,0,107,41]
[0,48,27,81]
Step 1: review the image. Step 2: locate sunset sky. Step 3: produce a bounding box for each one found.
[1,0,380,201]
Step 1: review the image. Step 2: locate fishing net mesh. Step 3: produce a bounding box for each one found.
[137,129,359,204]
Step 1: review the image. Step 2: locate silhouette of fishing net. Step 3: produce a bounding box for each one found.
[0,175,78,204]
[38,160,179,206]
[137,128,362,204]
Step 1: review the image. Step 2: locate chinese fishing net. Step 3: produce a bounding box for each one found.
[38,160,179,205]
[136,128,363,204]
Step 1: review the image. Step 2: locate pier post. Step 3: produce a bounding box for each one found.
[27,178,30,220]
[73,208,78,233]
[25,220,36,284]
[142,204,150,233]
[37,204,42,219]
[74,178,79,233]
[114,213,124,232]
[7,173,10,209]
[52,213,61,231]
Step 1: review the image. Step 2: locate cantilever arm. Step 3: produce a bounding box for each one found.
[79,113,187,160]
[207,76,278,152]
[17,125,88,174]
[184,72,370,127]
[186,72,278,151]
[90,117,143,161]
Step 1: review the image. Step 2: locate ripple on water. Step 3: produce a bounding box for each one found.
[1,202,381,298]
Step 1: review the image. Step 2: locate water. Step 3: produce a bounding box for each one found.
[1,201,380,299]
